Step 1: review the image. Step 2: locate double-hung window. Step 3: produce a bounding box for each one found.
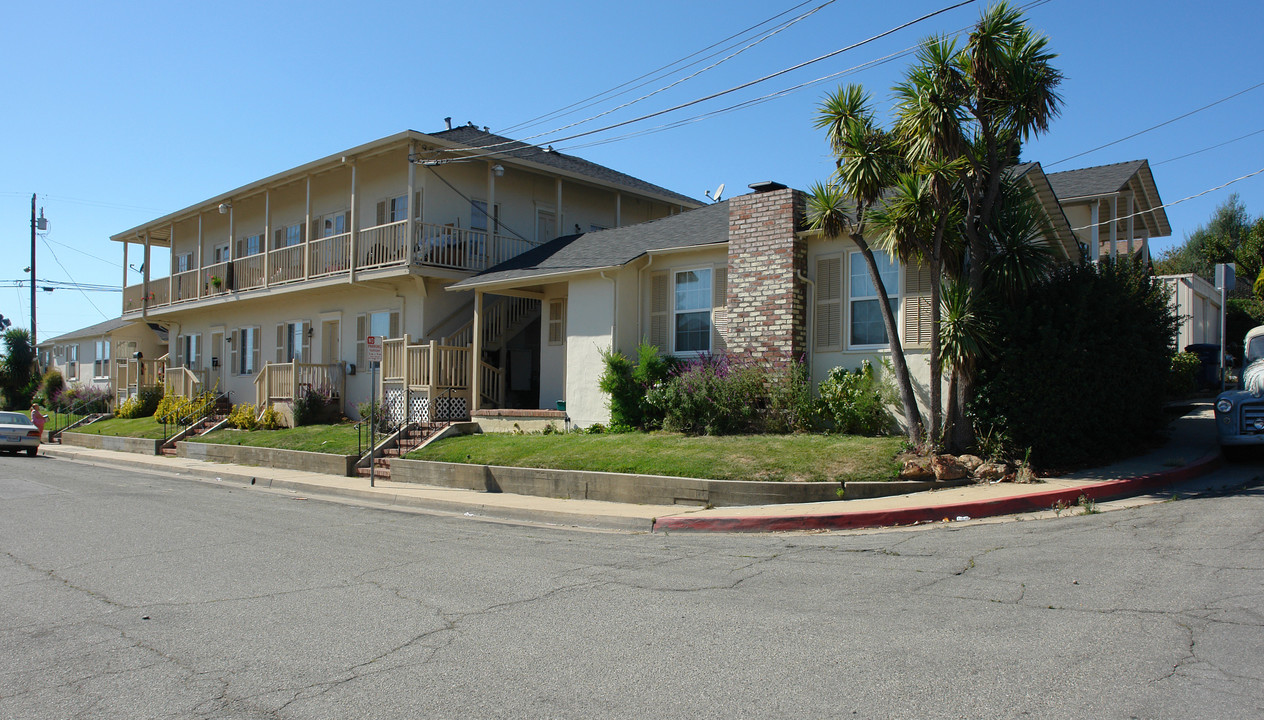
[183,334,200,370]
[848,250,899,347]
[236,327,259,375]
[674,268,712,354]
[94,340,110,378]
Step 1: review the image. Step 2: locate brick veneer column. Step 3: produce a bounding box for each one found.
[725,187,807,365]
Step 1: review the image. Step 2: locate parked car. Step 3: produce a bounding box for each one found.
[0,412,41,457]
[1214,326,1264,459]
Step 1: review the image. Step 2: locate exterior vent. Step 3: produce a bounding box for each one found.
[748,181,788,193]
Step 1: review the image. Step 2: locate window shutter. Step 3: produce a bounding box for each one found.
[251,329,261,376]
[299,223,306,244]
[274,228,284,250]
[548,299,567,345]
[275,323,285,363]
[815,256,842,350]
[230,330,239,376]
[414,190,423,222]
[299,322,311,362]
[711,266,728,353]
[175,334,185,367]
[355,313,367,368]
[649,271,668,351]
[902,262,933,347]
[388,310,400,338]
[376,201,386,227]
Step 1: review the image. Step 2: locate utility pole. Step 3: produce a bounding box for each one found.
[29,194,47,345]
[30,194,36,346]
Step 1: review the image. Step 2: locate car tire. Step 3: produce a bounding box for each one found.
[25,447,37,457]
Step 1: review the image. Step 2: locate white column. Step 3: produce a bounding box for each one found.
[1109,195,1118,262]
[1126,194,1135,255]
[196,214,203,297]
[228,202,235,261]
[1089,202,1100,264]
[264,190,271,287]
[168,223,175,303]
[122,241,129,312]
[471,290,483,412]
[555,178,563,236]
[304,176,312,280]
[348,160,358,283]
[487,163,496,268]
[407,142,417,266]
[142,232,151,318]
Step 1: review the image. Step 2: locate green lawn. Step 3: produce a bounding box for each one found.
[407,432,904,483]
[188,424,364,456]
[68,416,170,440]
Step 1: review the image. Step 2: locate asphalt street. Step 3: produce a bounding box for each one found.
[1,452,1261,719]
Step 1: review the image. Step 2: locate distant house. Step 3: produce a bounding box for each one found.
[1046,159,1169,264]
[38,318,167,403]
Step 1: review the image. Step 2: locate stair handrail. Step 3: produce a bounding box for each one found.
[47,396,111,441]
[162,390,229,445]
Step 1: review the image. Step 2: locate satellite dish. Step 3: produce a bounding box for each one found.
[704,183,725,203]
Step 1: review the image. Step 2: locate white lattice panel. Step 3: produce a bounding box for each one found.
[434,396,467,421]
[408,393,430,423]
[385,389,405,426]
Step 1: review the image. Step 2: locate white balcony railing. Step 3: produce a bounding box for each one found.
[123,220,542,314]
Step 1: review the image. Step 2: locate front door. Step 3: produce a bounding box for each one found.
[321,319,340,365]
[208,331,224,390]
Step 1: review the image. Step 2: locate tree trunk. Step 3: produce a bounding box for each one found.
[929,255,942,447]
[852,234,924,444]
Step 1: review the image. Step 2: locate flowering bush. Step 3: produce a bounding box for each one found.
[818,360,895,436]
[292,384,337,426]
[227,402,279,430]
[114,385,163,418]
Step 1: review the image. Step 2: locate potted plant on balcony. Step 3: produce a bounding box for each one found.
[209,275,223,291]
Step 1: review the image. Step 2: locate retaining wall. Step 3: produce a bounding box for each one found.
[178,442,357,477]
[61,432,162,455]
[389,459,841,507]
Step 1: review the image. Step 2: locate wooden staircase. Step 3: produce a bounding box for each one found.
[354,422,448,479]
[159,396,232,456]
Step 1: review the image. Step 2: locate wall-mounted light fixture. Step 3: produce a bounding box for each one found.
[218,202,232,215]
[492,164,504,177]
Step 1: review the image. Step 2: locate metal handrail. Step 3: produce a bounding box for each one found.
[161,391,230,444]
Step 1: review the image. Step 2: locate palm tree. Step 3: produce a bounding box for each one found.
[807,85,924,444]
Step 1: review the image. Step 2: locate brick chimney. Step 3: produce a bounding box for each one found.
[725,183,807,365]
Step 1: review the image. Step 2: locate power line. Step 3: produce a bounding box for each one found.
[1048,79,1264,168]
[1155,127,1264,166]
[425,0,979,164]
[499,0,827,135]
[487,1,835,150]
[38,233,110,321]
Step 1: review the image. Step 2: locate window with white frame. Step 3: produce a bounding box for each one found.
[318,211,349,237]
[67,345,79,380]
[274,223,304,249]
[94,339,110,378]
[536,209,557,243]
[175,253,193,273]
[848,250,899,347]
[235,327,259,375]
[471,200,500,234]
[276,321,308,363]
[355,310,399,368]
[547,299,567,346]
[237,234,262,257]
[213,243,230,264]
[674,268,712,353]
[182,334,200,370]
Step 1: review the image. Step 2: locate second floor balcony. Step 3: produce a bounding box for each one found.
[123,219,540,314]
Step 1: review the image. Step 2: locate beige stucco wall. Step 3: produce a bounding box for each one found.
[563,275,616,427]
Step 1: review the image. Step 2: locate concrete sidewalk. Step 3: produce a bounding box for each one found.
[38,405,1224,533]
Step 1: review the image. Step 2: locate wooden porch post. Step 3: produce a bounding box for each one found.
[304,175,312,280]
[406,142,416,265]
[264,189,271,287]
[471,291,483,412]
[428,339,439,416]
[142,232,151,317]
[348,160,358,283]
[168,223,175,304]
[1089,202,1100,264]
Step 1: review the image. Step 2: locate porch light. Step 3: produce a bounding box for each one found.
[218,202,232,214]
[492,164,504,177]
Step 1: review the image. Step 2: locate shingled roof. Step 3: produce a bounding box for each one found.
[39,317,134,345]
[1046,159,1150,199]
[450,200,730,290]
[430,126,701,207]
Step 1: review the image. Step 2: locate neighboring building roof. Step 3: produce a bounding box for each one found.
[1047,159,1172,239]
[39,317,134,346]
[451,200,731,290]
[112,128,701,245]
[1008,162,1079,260]
[429,126,700,207]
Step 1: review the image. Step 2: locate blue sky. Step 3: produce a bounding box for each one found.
[4,0,1262,341]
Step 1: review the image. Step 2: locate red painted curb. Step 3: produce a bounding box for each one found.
[652,451,1224,533]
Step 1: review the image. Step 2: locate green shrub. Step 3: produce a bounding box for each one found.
[155,389,216,425]
[355,400,389,432]
[114,385,163,418]
[763,361,823,434]
[34,369,64,409]
[1168,351,1200,397]
[292,385,336,427]
[1226,296,1264,360]
[818,360,896,436]
[971,261,1178,467]
[597,342,677,431]
[646,355,767,435]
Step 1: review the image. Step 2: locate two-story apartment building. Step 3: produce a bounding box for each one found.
[113,125,700,421]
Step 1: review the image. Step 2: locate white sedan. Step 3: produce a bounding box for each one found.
[0,412,41,457]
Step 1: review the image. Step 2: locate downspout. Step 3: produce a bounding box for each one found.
[797,271,814,372]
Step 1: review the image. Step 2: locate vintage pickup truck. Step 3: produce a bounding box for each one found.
[1214,325,1264,459]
